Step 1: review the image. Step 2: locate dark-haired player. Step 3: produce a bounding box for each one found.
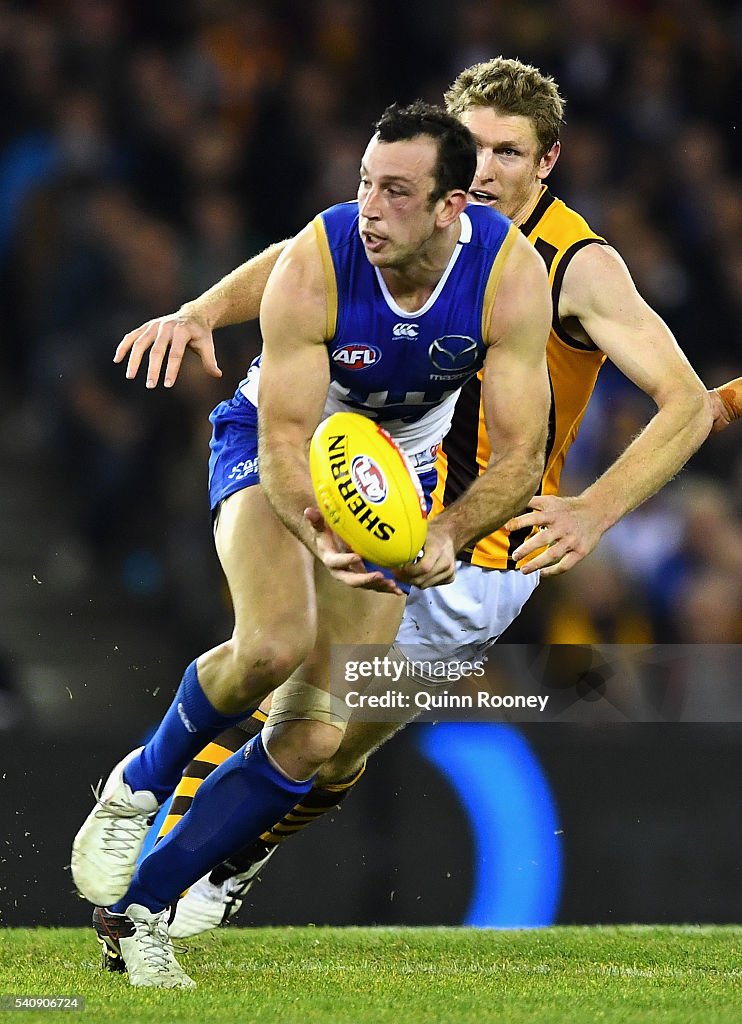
[71,99,551,987]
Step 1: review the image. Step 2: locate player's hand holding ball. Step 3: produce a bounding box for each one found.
[395,519,457,589]
[309,412,428,590]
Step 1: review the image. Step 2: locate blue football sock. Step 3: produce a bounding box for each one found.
[123,660,250,802]
[111,734,312,914]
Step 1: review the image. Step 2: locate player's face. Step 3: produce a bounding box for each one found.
[459,107,556,223]
[357,136,442,267]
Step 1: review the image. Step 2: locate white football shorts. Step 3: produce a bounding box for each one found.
[396,561,539,663]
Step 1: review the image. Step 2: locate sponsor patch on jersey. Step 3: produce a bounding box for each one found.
[350,454,387,504]
[332,344,382,370]
[428,335,479,373]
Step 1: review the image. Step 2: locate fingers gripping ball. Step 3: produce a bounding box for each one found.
[309,412,428,568]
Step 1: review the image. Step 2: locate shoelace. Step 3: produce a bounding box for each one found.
[89,784,154,860]
[133,916,185,976]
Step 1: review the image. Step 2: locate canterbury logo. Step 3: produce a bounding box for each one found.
[392,323,418,339]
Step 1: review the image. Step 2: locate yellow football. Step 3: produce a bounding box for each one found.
[309,411,428,568]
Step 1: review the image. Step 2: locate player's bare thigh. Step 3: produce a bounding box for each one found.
[196,486,317,711]
[314,561,407,662]
[264,563,406,777]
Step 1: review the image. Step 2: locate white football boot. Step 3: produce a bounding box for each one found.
[169,846,277,938]
[111,904,195,988]
[71,748,160,905]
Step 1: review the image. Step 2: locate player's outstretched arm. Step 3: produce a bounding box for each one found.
[710,376,742,433]
[507,243,714,577]
[114,240,289,388]
[258,227,401,595]
[401,233,551,589]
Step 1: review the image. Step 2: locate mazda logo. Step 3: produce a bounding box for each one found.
[429,335,479,372]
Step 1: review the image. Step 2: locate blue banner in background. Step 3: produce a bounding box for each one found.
[417,723,562,927]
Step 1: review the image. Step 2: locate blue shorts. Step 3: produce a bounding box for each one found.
[208,389,260,511]
[208,389,437,592]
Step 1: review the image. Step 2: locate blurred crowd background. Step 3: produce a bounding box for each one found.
[0,0,740,736]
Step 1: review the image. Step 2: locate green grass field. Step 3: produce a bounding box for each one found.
[1,926,740,1023]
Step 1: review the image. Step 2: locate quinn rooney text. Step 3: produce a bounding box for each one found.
[344,692,551,712]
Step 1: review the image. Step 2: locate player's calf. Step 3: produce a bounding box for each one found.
[168,764,365,938]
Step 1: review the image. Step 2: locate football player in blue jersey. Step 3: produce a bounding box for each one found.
[96,56,742,956]
[71,100,552,987]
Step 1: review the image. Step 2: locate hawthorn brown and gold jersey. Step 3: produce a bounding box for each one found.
[431,186,607,569]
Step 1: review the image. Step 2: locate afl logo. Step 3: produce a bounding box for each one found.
[350,455,387,504]
[429,335,479,372]
[332,344,381,370]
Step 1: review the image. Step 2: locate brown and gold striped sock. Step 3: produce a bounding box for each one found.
[260,759,366,848]
[155,709,268,842]
[210,760,367,883]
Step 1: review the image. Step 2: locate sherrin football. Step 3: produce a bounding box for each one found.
[309,411,428,568]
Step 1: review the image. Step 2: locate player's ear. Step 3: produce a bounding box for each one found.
[436,188,468,227]
[538,142,560,181]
